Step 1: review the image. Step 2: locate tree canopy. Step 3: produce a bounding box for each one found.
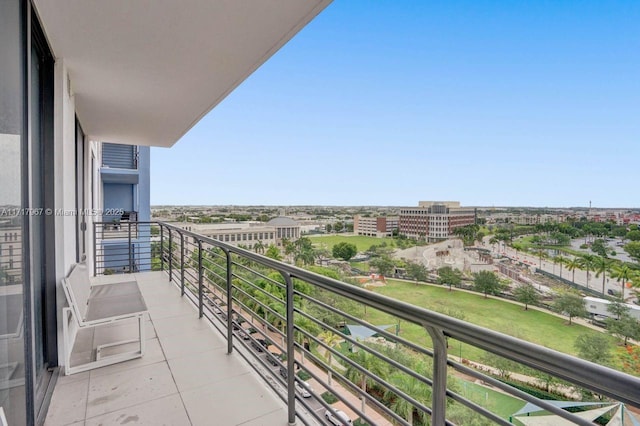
[265,244,282,260]
[332,242,357,261]
[370,255,395,276]
[473,271,503,298]
[624,241,640,262]
[405,261,428,282]
[438,266,462,291]
[574,333,612,364]
[553,292,587,325]
[513,284,539,310]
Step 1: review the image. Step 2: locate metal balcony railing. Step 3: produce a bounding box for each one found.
[93,221,640,426]
[101,143,138,169]
[93,221,149,276]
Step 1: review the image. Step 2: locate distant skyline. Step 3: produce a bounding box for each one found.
[151,1,639,208]
[150,203,637,210]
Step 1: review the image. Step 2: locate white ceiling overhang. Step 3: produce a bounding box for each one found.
[34,0,331,147]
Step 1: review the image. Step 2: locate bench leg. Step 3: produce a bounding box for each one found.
[66,314,146,375]
[62,307,78,376]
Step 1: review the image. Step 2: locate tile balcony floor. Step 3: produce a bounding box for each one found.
[45,271,291,426]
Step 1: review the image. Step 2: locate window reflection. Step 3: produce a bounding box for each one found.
[0,1,26,424]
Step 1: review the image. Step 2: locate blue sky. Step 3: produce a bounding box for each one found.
[151,1,639,208]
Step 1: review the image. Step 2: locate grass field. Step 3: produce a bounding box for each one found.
[458,380,525,419]
[361,279,619,363]
[308,234,395,252]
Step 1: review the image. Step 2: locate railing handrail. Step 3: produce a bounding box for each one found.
[93,220,640,424]
[150,220,640,409]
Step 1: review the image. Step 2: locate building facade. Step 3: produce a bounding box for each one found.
[399,201,476,242]
[177,217,300,251]
[0,1,328,423]
[98,143,151,273]
[353,215,399,237]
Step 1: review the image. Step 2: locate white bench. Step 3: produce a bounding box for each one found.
[61,263,148,375]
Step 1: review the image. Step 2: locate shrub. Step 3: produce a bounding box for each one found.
[321,391,339,404]
[296,370,311,381]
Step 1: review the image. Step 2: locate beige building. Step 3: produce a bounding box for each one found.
[176,217,300,250]
[353,215,399,237]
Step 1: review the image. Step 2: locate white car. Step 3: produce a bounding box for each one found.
[294,381,312,398]
[324,409,352,425]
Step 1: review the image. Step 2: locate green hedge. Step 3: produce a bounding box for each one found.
[321,391,339,404]
[496,377,565,401]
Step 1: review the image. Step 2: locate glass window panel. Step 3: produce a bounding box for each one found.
[0,1,26,423]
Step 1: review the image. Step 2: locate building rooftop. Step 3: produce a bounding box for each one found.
[266,217,299,226]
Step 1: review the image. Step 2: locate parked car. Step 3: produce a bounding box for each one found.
[251,340,264,353]
[255,338,270,348]
[294,381,312,398]
[266,352,279,366]
[325,409,352,425]
[236,329,249,340]
[279,366,287,379]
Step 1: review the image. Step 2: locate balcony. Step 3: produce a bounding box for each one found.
[45,271,290,425]
[101,143,138,170]
[48,222,640,425]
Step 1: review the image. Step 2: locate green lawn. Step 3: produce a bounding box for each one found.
[362,280,619,363]
[349,261,371,272]
[308,234,395,252]
[457,380,525,419]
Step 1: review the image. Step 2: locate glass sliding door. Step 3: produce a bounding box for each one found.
[0,1,27,424]
[0,2,56,424]
[30,7,56,424]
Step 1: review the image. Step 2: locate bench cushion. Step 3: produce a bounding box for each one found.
[85,281,148,322]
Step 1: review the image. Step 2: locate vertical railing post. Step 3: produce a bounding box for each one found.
[281,271,296,425]
[224,248,233,354]
[198,239,203,318]
[93,222,97,277]
[426,326,448,426]
[160,224,165,272]
[168,229,173,282]
[128,221,133,273]
[179,231,185,296]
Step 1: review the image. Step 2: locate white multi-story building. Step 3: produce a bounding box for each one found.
[178,217,300,250]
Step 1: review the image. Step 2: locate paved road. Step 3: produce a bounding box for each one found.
[482,238,636,301]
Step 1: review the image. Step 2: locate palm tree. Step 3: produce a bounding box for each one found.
[593,256,612,296]
[610,264,634,301]
[293,315,319,365]
[345,349,389,413]
[578,254,596,289]
[565,258,581,284]
[282,238,296,262]
[318,331,341,386]
[384,373,432,425]
[554,255,567,279]
[294,247,316,266]
[253,240,265,254]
